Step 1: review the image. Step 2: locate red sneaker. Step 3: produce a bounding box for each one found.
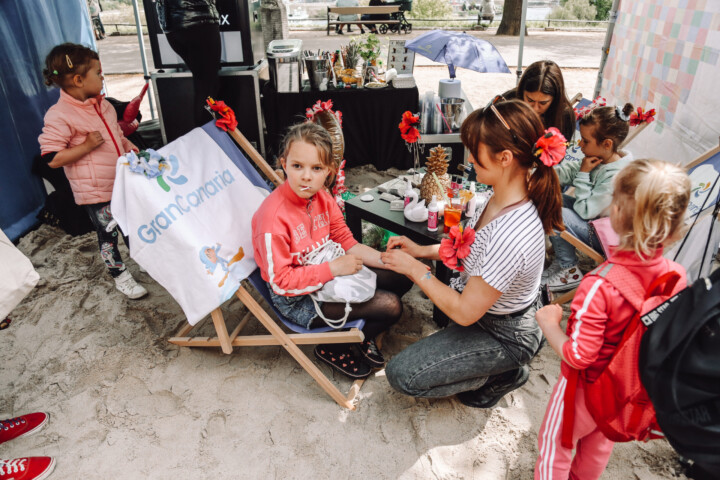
[0,457,55,480]
[0,413,49,445]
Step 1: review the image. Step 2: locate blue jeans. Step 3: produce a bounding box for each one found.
[385,297,543,398]
[549,194,602,268]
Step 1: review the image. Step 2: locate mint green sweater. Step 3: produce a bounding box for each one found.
[554,150,634,220]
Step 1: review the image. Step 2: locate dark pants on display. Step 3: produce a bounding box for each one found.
[166,22,221,126]
[84,202,128,278]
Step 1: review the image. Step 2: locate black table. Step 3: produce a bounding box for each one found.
[262,83,419,170]
[345,187,452,326]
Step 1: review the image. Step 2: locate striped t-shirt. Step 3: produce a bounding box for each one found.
[449,197,545,314]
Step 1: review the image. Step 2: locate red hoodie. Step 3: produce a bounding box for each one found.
[561,248,686,382]
[251,181,358,296]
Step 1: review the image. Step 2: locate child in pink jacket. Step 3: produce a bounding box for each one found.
[533,159,691,479]
[38,43,146,299]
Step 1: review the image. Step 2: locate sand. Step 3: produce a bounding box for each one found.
[0,68,688,479]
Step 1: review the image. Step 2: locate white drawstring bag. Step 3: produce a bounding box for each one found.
[303,241,377,329]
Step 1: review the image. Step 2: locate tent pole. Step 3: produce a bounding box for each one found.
[516,0,528,84]
[132,0,156,119]
[594,0,622,98]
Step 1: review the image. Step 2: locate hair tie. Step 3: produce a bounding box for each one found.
[533,127,567,167]
[52,70,58,75]
[65,55,73,69]
[616,105,630,122]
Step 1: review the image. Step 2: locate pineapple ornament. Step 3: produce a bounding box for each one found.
[420,145,451,203]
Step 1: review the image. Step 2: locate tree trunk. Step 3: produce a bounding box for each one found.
[497,0,524,36]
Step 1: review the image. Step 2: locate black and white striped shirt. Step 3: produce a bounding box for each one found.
[449,198,545,314]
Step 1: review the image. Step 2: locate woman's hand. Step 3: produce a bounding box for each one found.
[380,248,427,279]
[329,254,363,277]
[386,235,423,257]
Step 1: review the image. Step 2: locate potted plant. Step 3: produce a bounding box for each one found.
[351,33,382,83]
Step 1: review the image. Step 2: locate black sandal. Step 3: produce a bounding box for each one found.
[359,339,385,368]
[314,345,371,379]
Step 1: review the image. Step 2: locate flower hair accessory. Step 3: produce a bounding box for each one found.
[615,106,631,122]
[629,107,656,126]
[574,96,606,120]
[305,100,342,126]
[534,127,567,167]
[438,225,475,272]
[206,97,238,132]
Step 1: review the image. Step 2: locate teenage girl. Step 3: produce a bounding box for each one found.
[38,43,146,299]
[380,99,564,408]
[534,159,690,479]
[543,104,635,292]
[505,60,575,142]
[251,122,412,380]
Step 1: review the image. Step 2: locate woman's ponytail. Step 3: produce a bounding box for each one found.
[528,163,563,234]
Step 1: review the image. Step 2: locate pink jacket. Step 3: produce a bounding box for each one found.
[251,181,358,296]
[561,248,686,382]
[38,90,135,205]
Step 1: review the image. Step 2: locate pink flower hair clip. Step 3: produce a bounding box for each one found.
[629,107,656,126]
[574,96,607,121]
[534,127,568,167]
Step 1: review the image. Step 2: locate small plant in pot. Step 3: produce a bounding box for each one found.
[351,33,382,83]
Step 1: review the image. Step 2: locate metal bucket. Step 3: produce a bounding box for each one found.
[304,57,327,90]
[440,97,465,133]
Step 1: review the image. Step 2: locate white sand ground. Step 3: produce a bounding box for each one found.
[0,68,689,479]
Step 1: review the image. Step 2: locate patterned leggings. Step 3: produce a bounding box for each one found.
[84,202,128,278]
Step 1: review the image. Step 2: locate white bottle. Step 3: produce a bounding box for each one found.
[403,177,413,207]
[427,195,439,232]
[466,182,478,218]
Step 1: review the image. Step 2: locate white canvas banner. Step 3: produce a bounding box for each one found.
[112,128,267,325]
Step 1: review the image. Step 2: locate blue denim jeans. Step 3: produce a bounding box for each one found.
[385,296,543,398]
[549,194,602,268]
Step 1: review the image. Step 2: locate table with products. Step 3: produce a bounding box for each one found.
[345,185,452,326]
[262,83,419,170]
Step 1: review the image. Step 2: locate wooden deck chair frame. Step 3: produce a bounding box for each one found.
[167,119,368,409]
[551,144,720,305]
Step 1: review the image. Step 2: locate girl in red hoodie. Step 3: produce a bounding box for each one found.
[251,122,412,379]
[534,159,691,479]
[38,43,145,299]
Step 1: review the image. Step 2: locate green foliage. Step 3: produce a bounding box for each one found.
[592,0,613,20]
[412,0,453,19]
[549,0,597,21]
[351,34,382,63]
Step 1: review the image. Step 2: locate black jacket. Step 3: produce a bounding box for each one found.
[157,0,219,33]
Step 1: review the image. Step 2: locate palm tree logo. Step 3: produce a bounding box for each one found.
[157,155,187,192]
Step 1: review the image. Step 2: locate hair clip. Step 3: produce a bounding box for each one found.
[52,70,58,75]
[533,127,567,167]
[65,55,73,69]
[574,96,606,121]
[616,105,630,122]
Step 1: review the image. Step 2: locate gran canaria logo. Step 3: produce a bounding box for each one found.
[157,155,188,192]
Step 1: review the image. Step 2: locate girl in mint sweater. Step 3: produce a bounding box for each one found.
[543,103,634,291]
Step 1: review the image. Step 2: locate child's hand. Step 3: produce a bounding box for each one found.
[84,131,105,151]
[535,304,563,329]
[329,254,363,277]
[580,155,603,173]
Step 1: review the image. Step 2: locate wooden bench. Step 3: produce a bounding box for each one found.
[327,6,400,35]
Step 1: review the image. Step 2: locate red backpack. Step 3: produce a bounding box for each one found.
[561,261,684,448]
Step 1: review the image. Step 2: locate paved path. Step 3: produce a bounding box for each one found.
[99,29,604,74]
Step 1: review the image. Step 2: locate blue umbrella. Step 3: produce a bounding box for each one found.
[405,30,510,78]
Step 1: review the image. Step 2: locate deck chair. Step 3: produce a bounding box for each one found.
[112,118,370,409]
[550,144,720,304]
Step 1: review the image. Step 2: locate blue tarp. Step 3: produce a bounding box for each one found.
[0,0,95,240]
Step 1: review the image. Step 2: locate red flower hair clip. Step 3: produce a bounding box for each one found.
[398,111,421,144]
[206,97,238,132]
[306,99,343,126]
[574,96,607,121]
[629,107,656,126]
[534,127,567,167]
[439,225,476,272]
